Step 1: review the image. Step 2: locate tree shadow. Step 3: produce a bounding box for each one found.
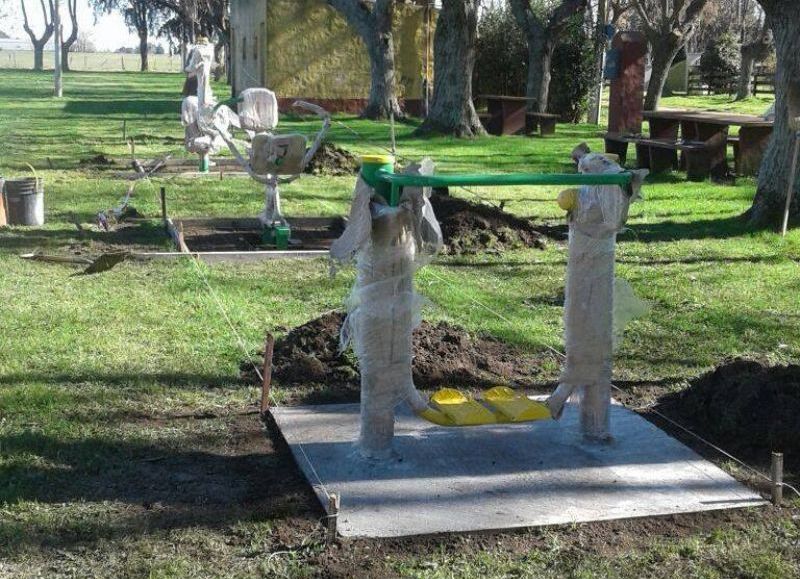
[0,222,170,254]
[0,416,320,553]
[63,99,179,117]
[619,215,757,243]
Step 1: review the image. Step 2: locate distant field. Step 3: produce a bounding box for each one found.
[0,49,182,73]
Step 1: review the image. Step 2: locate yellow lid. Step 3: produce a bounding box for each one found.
[360,154,394,164]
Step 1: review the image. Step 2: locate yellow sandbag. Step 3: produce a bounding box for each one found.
[484,386,551,422]
[430,388,497,426]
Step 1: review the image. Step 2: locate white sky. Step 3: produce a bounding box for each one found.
[2,0,145,52]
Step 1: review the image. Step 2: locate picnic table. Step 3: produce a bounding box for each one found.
[479,95,558,137]
[605,110,773,180]
[644,110,773,177]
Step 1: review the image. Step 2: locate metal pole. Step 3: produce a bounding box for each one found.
[160,186,168,235]
[771,452,783,505]
[54,0,63,97]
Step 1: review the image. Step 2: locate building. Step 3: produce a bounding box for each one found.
[230,0,435,115]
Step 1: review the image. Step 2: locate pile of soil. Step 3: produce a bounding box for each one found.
[242,311,555,404]
[430,193,547,255]
[79,154,116,167]
[657,358,800,472]
[304,142,359,176]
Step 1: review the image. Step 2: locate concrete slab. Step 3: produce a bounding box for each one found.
[271,401,766,538]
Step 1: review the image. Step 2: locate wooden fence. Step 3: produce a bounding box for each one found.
[687,66,774,96]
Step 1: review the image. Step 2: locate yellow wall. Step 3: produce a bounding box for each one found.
[263,0,432,102]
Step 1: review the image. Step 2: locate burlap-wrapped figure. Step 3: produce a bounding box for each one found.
[331,160,442,459]
[547,153,648,441]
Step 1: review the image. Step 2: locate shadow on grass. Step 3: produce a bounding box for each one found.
[0,371,247,391]
[0,221,170,254]
[0,418,319,553]
[620,215,756,243]
[63,98,179,117]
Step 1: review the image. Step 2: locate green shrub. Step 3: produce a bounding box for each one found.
[474,3,527,98]
[548,16,596,123]
[699,33,740,93]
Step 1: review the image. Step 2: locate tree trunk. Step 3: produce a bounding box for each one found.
[362,17,403,119]
[139,32,149,72]
[526,39,555,113]
[61,1,78,73]
[748,0,800,226]
[329,0,402,120]
[644,40,680,111]
[33,42,45,71]
[736,49,757,100]
[416,0,484,137]
[587,0,607,124]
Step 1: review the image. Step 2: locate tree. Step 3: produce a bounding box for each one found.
[328,0,402,119]
[509,0,588,114]
[93,0,162,71]
[633,0,710,111]
[125,1,161,71]
[20,0,55,71]
[747,0,800,226]
[417,0,484,137]
[736,16,771,100]
[61,0,78,72]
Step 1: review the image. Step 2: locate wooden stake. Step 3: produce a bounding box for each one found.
[781,126,800,236]
[326,493,340,543]
[771,452,784,505]
[160,187,168,235]
[260,333,275,415]
[123,120,127,142]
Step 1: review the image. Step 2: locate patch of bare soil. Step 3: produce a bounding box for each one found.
[241,311,556,404]
[655,358,800,474]
[304,142,359,176]
[176,217,346,252]
[79,154,116,167]
[430,193,548,255]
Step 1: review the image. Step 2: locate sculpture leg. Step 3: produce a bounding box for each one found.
[578,382,612,441]
[354,211,416,459]
[260,180,283,225]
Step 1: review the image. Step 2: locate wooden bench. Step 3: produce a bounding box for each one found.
[604,131,729,181]
[526,112,559,136]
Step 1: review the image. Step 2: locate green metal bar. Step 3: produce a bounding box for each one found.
[378,170,634,207]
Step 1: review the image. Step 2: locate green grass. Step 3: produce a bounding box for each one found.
[0,70,798,577]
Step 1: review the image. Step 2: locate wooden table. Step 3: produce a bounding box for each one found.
[480,95,537,136]
[644,110,773,176]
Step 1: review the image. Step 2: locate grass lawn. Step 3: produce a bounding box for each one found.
[0,70,798,577]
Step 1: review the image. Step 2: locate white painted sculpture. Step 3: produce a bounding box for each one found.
[181,38,227,171]
[213,89,330,227]
[547,153,648,441]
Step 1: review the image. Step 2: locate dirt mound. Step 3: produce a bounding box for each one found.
[431,193,547,255]
[79,154,116,167]
[658,358,800,472]
[304,142,359,176]
[242,311,554,404]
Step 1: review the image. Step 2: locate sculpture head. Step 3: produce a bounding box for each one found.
[566,153,647,236]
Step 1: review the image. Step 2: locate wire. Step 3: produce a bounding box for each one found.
[421,266,567,361]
